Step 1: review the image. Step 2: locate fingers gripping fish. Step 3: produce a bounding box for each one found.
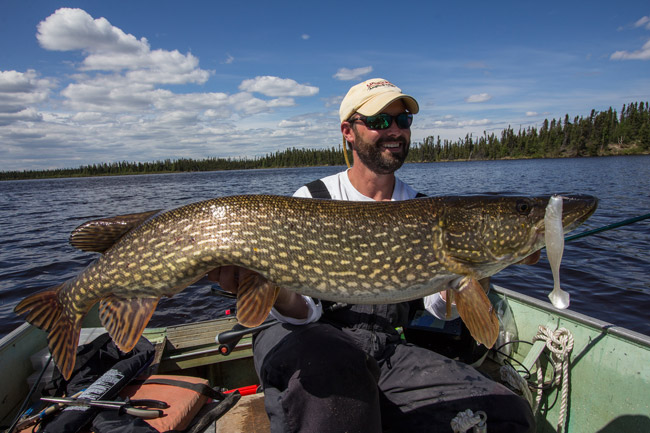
[15,194,597,379]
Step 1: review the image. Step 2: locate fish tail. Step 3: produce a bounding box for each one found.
[455,277,499,348]
[14,285,83,380]
[14,288,63,332]
[236,272,281,327]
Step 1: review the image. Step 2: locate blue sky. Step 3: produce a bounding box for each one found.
[1,0,649,171]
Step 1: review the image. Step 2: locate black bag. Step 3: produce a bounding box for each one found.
[42,333,155,433]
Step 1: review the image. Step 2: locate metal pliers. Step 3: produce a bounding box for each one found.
[40,396,169,419]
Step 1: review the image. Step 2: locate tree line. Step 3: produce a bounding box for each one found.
[2,102,648,181]
[407,101,650,162]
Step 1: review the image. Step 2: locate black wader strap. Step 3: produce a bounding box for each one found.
[305,179,332,199]
[305,179,426,200]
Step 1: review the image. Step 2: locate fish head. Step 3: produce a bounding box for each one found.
[436,194,597,276]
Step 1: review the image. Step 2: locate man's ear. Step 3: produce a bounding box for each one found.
[341,121,355,145]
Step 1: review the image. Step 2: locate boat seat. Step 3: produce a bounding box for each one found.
[215,392,270,433]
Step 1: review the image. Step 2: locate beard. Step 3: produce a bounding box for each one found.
[351,131,410,175]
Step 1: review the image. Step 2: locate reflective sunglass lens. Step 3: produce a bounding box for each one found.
[366,115,390,129]
[396,113,413,128]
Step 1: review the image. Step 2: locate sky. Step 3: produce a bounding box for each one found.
[1,1,649,171]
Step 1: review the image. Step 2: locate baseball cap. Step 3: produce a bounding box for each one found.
[339,78,419,123]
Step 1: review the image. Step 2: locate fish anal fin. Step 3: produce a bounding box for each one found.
[99,296,159,353]
[70,209,162,253]
[236,272,280,327]
[455,277,499,348]
[48,313,82,380]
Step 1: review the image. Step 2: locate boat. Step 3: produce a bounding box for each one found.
[1,284,649,433]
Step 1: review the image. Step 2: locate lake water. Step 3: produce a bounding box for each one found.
[1,156,649,338]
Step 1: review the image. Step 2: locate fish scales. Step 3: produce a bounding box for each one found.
[15,193,598,380]
[58,194,588,305]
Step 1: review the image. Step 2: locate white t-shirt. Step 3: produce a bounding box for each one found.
[270,169,458,324]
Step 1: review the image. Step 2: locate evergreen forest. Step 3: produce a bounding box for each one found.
[2,102,649,181]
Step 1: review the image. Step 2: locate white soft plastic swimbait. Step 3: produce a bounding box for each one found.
[545,195,570,309]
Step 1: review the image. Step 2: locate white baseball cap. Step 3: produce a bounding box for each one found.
[339,78,419,123]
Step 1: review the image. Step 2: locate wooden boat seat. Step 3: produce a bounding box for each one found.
[215,392,270,433]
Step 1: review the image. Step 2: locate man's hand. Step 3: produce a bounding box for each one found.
[208,266,309,320]
[208,265,250,295]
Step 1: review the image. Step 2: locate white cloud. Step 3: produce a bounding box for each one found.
[430,118,491,129]
[610,16,650,60]
[279,119,309,128]
[333,66,373,81]
[459,119,491,127]
[0,70,53,125]
[610,39,650,60]
[634,16,650,30]
[37,8,210,85]
[301,34,310,40]
[526,111,538,117]
[37,8,146,54]
[465,93,492,103]
[238,76,319,97]
[0,108,42,126]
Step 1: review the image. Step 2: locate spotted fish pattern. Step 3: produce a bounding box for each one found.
[15,194,597,379]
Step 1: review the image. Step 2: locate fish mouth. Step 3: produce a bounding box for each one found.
[558,194,599,233]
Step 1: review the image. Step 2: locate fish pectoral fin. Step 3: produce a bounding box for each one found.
[99,295,159,353]
[70,209,162,253]
[236,272,281,327]
[455,277,499,348]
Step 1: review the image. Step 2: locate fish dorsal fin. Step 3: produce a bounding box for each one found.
[70,209,162,253]
[454,277,499,348]
[99,295,159,353]
[236,272,281,327]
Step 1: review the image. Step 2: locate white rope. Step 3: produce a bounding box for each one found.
[533,326,574,433]
[450,409,487,433]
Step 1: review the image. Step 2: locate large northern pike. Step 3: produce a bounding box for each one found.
[16,194,597,379]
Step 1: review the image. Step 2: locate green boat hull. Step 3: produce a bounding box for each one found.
[2,286,649,432]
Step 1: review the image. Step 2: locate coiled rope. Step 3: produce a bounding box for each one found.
[535,326,574,433]
[451,409,487,433]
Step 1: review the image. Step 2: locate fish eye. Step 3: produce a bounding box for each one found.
[516,199,532,215]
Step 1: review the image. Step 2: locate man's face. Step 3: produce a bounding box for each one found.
[347,100,411,175]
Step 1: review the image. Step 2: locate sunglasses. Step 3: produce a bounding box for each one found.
[348,112,413,130]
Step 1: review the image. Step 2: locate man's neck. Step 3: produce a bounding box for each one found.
[347,164,395,201]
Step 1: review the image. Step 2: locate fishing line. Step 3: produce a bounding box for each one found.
[5,353,52,433]
[565,212,650,242]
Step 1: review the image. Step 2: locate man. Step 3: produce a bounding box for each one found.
[210,79,535,433]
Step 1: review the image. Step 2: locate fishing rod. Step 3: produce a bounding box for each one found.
[215,302,349,355]
[565,212,650,242]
